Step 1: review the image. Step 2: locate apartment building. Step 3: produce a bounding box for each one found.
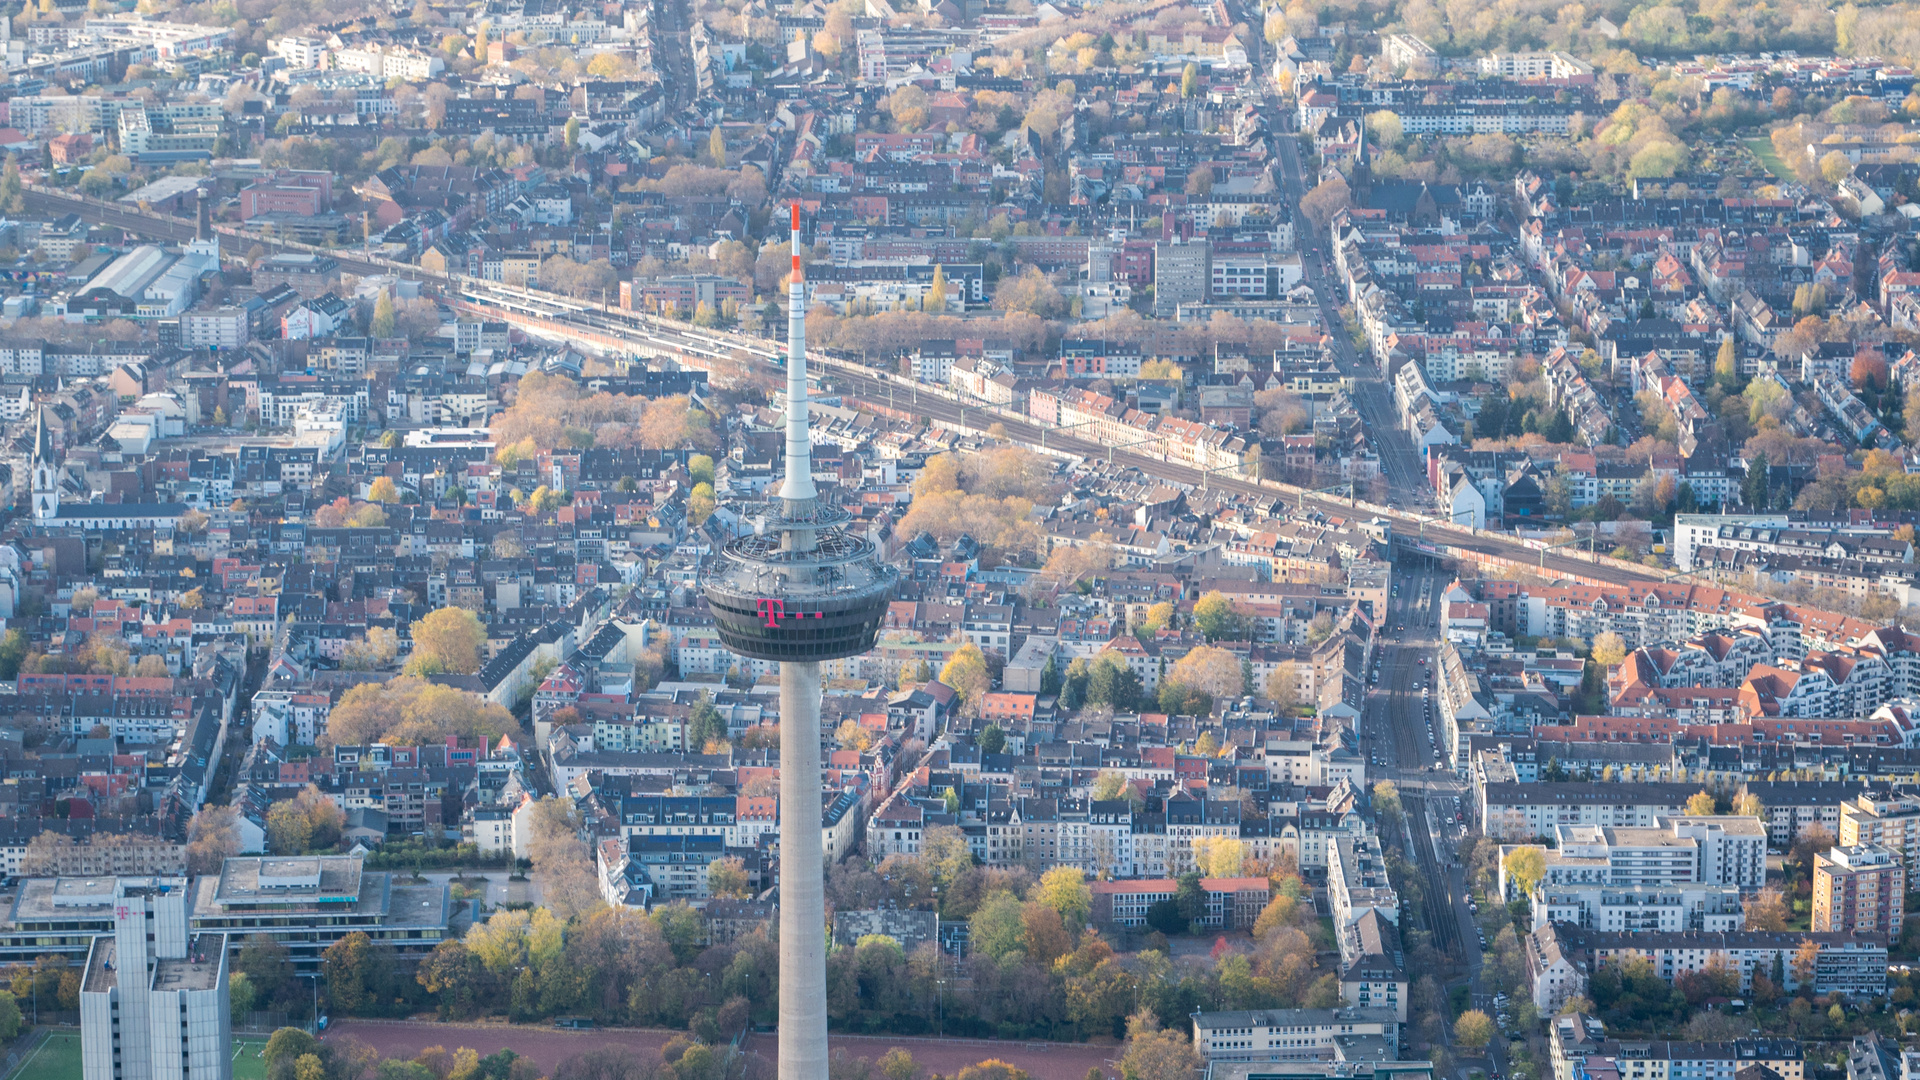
[1737,780,1865,849]
[1478,783,1698,841]
[1511,818,1766,893]
[1840,791,1920,870]
[1813,843,1905,938]
[1329,834,1400,934]
[1531,883,1745,934]
[1531,925,1887,1001]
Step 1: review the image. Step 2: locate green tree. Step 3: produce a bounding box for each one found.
[1744,451,1770,509]
[0,629,28,680]
[0,157,22,215]
[979,724,1006,754]
[688,454,716,487]
[968,891,1028,961]
[565,117,581,150]
[1192,592,1245,641]
[1180,63,1197,98]
[0,990,20,1041]
[1686,790,1717,815]
[687,691,726,751]
[229,972,258,1028]
[322,931,391,1016]
[263,1028,318,1069]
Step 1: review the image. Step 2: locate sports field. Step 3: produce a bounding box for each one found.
[328,1020,1118,1080]
[3,1031,270,1080]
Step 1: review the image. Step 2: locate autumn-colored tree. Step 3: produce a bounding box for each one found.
[1298,176,1352,231]
[1790,939,1820,987]
[1685,790,1717,815]
[1167,645,1242,699]
[688,482,716,525]
[1590,631,1628,667]
[1851,350,1890,392]
[941,643,991,714]
[406,607,487,675]
[1454,1010,1495,1049]
[1192,592,1247,641]
[911,264,945,318]
[369,476,401,503]
[1036,866,1093,929]
[707,856,750,898]
[186,804,242,874]
[324,677,515,748]
[1819,150,1854,185]
[1372,780,1403,823]
[1119,1020,1199,1080]
[1744,886,1789,931]
[1502,845,1547,897]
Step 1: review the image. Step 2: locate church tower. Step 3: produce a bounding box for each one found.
[32,408,57,526]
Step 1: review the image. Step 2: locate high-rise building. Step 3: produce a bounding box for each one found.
[1840,791,1920,870]
[1813,843,1905,938]
[1153,238,1209,317]
[80,879,230,1080]
[703,205,897,1080]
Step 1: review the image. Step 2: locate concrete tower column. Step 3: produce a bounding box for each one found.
[778,659,826,1080]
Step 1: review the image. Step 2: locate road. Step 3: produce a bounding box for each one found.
[1269,100,1431,502]
[656,0,698,116]
[1361,568,1492,1080]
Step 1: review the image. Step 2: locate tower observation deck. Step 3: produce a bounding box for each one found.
[703,204,897,660]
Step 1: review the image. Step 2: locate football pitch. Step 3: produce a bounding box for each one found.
[2,1031,270,1080]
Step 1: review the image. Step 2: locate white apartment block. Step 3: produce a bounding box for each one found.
[1531,882,1746,933]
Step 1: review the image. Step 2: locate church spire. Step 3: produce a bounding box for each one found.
[32,407,52,465]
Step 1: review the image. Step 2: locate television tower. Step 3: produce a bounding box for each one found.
[703,204,896,1080]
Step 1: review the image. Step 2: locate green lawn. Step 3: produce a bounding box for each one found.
[1746,137,1790,179]
[4,1032,269,1080]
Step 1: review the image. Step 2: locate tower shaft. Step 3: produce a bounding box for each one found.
[777,660,827,1080]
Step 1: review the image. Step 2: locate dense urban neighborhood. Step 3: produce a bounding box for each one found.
[1,2,1920,1080]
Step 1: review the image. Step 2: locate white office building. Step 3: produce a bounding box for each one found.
[79,878,230,1080]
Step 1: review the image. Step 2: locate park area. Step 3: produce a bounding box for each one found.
[2,1031,270,1080]
[325,1020,1119,1080]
